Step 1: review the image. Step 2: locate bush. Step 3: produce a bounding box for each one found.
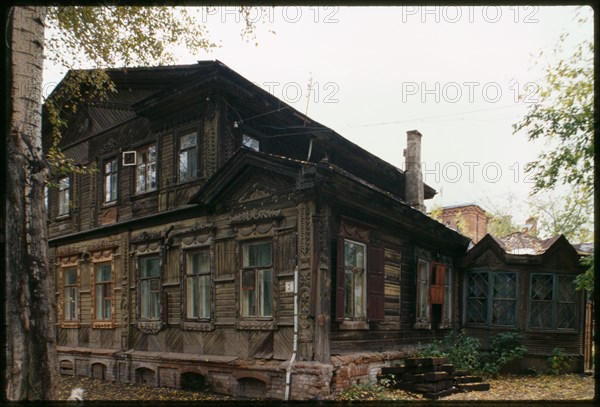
[421,330,481,372]
[481,332,527,376]
[547,347,571,375]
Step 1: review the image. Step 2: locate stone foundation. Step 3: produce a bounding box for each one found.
[57,347,405,400]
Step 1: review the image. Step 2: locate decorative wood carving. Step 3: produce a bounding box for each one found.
[230,208,282,225]
[181,321,215,332]
[238,182,276,204]
[99,138,119,155]
[235,320,275,331]
[87,241,119,253]
[299,203,311,260]
[136,321,163,335]
[120,232,130,349]
[339,221,370,242]
[297,202,313,346]
[131,231,162,244]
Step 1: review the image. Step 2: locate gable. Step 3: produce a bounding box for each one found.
[225,172,294,206]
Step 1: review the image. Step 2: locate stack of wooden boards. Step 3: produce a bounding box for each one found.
[379,357,490,399]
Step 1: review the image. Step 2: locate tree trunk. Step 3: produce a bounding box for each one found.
[6,6,57,400]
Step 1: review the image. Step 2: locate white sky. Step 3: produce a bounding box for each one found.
[43,5,594,224]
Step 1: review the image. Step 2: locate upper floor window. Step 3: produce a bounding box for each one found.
[58,177,70,216]
[179,132,198,182]
[94,263,112,320]
[242,134,259,152]
[466,271,517,326]
[343,240,367,319]
[64,267,78,321]
[103,157,118,203]
[241,241,272,318]
[139,256,161,320]
[135,144,157,194]
[185,250,211,319]
[529,273,576,330]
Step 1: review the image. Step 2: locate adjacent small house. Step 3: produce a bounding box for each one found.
[459,232,591,372]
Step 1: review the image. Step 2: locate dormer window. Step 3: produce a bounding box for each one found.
[242,134,259,152]
[58,177,70,216]
[103,157,118,203]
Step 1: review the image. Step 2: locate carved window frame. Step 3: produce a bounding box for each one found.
[90,249,116,329]
[177,225,215,331]
[232,211,282,331]
[59,255,80,328]
[131,234,164,334]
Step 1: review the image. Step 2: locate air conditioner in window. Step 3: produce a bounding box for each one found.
[122,151,136,166]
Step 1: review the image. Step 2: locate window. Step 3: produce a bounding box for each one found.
[242,134,259,151]
[466,271,517,326]
[103,157,118,203]
[185,250,211,319]
[241,241,272,318]
[529,274,576,330]
[135,144,157,194]
[58,177,70,216]
[344,240,367,319]
[443,266,452,325]
[139,256,161,319]
[64,268,78,321]
[416,260,430,322]
[95,263,112,320]
[179,132,198,182]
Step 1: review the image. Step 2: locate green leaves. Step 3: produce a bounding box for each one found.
[513,36,593,195]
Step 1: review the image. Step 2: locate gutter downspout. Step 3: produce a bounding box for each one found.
[284,265,299,400]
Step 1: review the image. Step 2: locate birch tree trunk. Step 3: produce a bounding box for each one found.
[6,6,57,400]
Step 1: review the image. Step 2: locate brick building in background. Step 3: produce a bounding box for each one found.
[437,204,488,244]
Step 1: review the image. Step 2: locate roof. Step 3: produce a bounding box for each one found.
[43,60,436,204]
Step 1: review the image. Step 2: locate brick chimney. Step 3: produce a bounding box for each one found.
[404,130,425,212]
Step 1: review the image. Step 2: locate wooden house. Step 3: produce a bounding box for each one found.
[44,61,472,399]
[459,232,589,372]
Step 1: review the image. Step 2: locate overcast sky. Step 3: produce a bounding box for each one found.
[43,5,594,224]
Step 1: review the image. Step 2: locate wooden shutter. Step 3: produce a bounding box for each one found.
[429,263,445,305]
[367,246,385,322]
[335,238,346,321]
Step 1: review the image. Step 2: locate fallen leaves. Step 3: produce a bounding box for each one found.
[57,373,595,401]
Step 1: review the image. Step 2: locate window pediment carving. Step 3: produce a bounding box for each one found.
[230,209,282,225]
[137,321,163,335]
[339,221,370,242]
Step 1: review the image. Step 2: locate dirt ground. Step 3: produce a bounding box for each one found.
[57,373,595,401]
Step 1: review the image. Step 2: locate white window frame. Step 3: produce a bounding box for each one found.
[103,157,118,203]
[343,239,367,320]
[135,144,157,194]
[58,177,70,216]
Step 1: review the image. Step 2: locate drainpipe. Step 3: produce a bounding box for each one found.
[284,265,299,400]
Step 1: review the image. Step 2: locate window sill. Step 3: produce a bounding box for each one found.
[101,201,118,208]
[131,190,159,200]
[60,322,80,329]
[339,320,369,330]
[92,321,115,329]
[413,321,431,330]
[181,321,215,331]
[236,320,275,330]
[56,214,71,221]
